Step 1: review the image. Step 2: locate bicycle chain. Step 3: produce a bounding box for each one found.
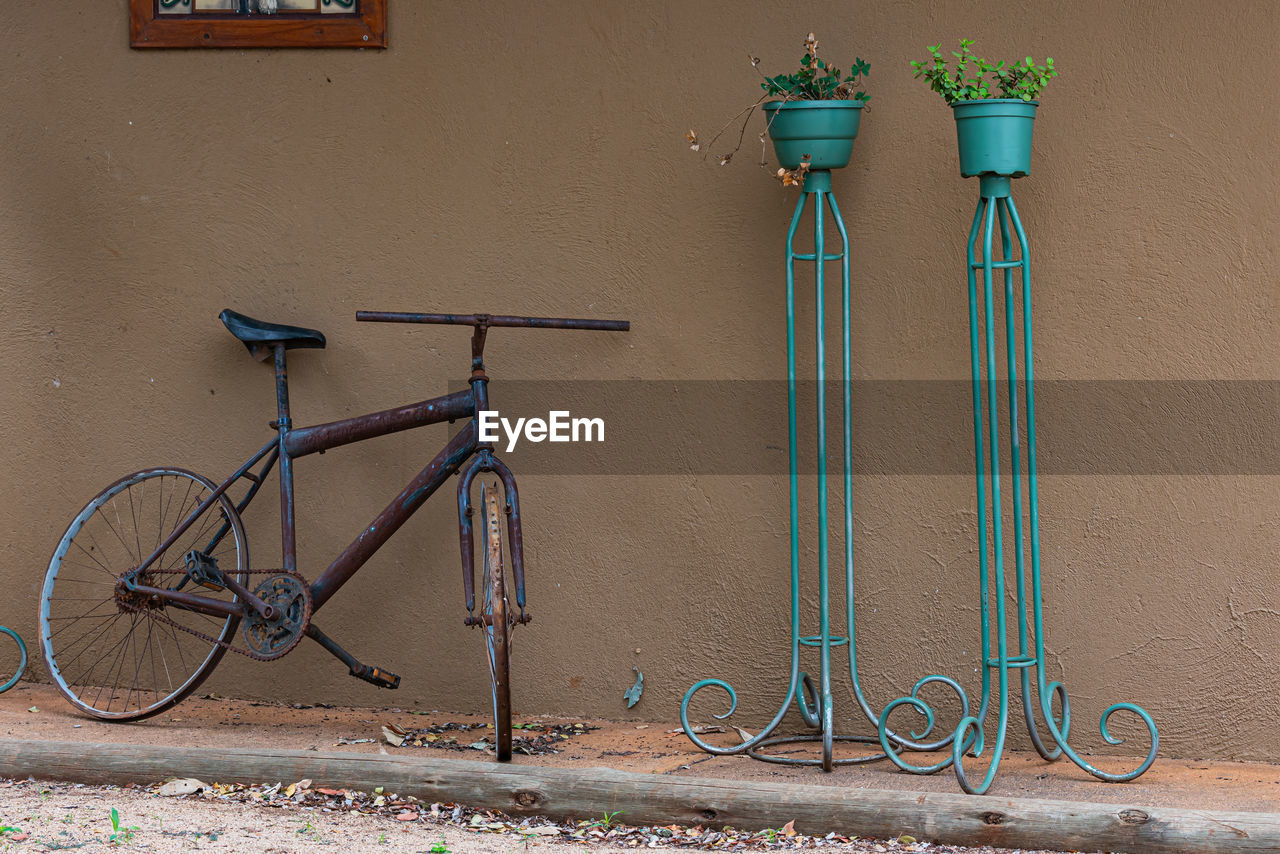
[117,567,309,662]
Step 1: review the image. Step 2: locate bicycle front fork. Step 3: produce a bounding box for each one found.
[457,450,530,622]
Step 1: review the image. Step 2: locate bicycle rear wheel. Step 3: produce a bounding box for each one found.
[0,626,27,694]
[40,468,248,720]
[480,483,512,761]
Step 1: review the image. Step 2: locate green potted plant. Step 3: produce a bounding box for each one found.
[688,33,870,185]
[911,40,1057,178]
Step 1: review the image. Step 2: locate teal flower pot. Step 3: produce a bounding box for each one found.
[763,100,863,170]
[951,99,1037,178]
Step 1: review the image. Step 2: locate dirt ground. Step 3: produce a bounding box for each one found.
[2,682,1279,853]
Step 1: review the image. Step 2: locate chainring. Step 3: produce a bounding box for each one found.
[240,573,312,660]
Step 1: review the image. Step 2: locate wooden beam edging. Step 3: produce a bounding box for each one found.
[0,740,1276,853]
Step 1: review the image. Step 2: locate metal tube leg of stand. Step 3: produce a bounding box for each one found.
[1003,195,1160,783]
[828,195,924,761]
[789,191,822,731]
[812,190,835,772]
[953,194,1013,796]
[874,200,994,776]
[996,198,1062,763]
[679,193,814,757]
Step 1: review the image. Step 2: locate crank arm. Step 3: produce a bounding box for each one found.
[215,573,278,621]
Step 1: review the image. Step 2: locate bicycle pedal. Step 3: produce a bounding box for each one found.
[352,664,400,689]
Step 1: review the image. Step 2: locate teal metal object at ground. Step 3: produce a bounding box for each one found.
[0,626,27,694]
[681,168,967,771]
[874,163,1159,795]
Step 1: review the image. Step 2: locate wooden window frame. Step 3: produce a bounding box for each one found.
[129,0,387,49]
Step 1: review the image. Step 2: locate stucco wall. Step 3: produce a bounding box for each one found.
[3,0,1279,761]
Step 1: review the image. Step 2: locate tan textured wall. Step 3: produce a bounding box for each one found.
[3,0,1279,761]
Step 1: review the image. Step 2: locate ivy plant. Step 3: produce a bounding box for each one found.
[687,33,870,185]
[760,33,871,103]
[911,39,1056,104]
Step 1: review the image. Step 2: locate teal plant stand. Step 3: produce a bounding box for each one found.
[681,168,967,771]
[875,169,1160,795]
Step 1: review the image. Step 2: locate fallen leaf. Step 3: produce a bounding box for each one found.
[470,741,490,750]
[157,778,207,797]
[10,833,27,842]
[334,737,374,746]
[668,725,724,735]
[733,726,754,743]
[898,834,917,844]
[623,667,644,709]
[781,820,797,837]
[316,788,343,796]
[529,825,561,836]
[284,783,297,798]
[295,779,311,792]
[395,811,417,822]
[26,707,37,713]
[382,726,406,747]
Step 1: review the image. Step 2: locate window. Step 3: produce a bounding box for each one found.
[130,0,387,48]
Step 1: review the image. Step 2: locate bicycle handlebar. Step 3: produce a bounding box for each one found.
[356,311,629,332]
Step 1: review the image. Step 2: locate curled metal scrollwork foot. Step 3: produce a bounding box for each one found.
[1038,684,1158,783]
[876,674,975,776]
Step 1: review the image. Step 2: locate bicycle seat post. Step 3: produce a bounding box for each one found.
[273,343,298,573]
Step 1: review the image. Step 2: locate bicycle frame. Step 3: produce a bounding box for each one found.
[122,338,526,626]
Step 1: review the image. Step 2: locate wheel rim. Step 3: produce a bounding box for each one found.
[481,483,512,760]
[40,468,247,720]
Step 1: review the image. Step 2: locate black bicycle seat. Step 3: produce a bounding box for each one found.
[220,309,326,360]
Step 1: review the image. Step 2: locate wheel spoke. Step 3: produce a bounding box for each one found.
[95,502,134,562]
[70,537,116,578]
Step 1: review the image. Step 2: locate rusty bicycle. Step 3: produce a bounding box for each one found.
[39,308,628,760]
